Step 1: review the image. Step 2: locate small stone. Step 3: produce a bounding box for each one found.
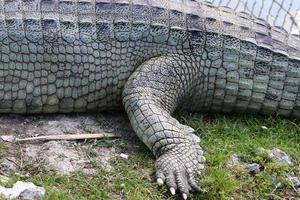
[226,154,241,169]
[0,158,17,175]
[0,181,45,200]
[257,148,293,166]
[245,163,261,174]
[288,176,300,189]
[82,168,96,176]
[261,126,268,130]
[119,153,129,160]
[269,148,293,166]
[19,188,44,200]
[1,135,15,142]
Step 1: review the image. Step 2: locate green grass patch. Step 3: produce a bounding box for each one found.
[0,141,4,157]
[176,112,300,199]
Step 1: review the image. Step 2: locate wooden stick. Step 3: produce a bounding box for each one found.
[16,133,119,142]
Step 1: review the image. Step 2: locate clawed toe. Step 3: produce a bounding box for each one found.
[155,140,204,199]
[175,170,190,196]
[188,174,202,192]
[170,187,176,195]
[156,167,202,199]
[156,178,164,185]
[156,170,165,186]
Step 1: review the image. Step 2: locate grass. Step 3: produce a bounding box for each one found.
[177,113,300,199]
[1,113,300,200]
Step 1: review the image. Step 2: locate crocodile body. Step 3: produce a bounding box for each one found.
[1,0,300,198]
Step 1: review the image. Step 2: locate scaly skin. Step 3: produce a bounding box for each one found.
[0,0,300,198]
[122,55,205,197]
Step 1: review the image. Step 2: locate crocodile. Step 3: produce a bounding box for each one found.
[0,0,300,198]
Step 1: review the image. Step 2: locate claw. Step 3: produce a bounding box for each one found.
[155,141,204,198]
[188,173,202,192]
[190,183,202,192]
[170,187,176,195]
[157,178,164,186]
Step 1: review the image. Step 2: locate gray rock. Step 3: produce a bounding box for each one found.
[226,154,241,169]
[0,181,45,199]
[227,154,262,175]
[256,148,293,166]
[119,153,129,160]
[269,148,293,166]
[19,188,44,200]
[245,163,261,174]
[82,168,96,176]
[0,135,15,142]
[0,158,17,175]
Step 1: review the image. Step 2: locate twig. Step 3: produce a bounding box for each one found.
[16,133,119,142]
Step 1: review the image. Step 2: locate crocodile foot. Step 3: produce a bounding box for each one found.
[155,138,205,199]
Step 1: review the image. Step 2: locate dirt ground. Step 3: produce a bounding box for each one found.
[0,112,142,177]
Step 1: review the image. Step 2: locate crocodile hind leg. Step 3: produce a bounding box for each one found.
[122,55,205,199]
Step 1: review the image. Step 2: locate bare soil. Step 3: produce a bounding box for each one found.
[0,112,141,176]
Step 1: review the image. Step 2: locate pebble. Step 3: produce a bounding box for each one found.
[82,168,96,176]
[268,148,293,166]
[0,158,17,175]
[257,148,293,166]
[119,153,129,160]
[1,135,15,142]
[226,154,241,169]
[245,163,261,174]
[261,126,268,130]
